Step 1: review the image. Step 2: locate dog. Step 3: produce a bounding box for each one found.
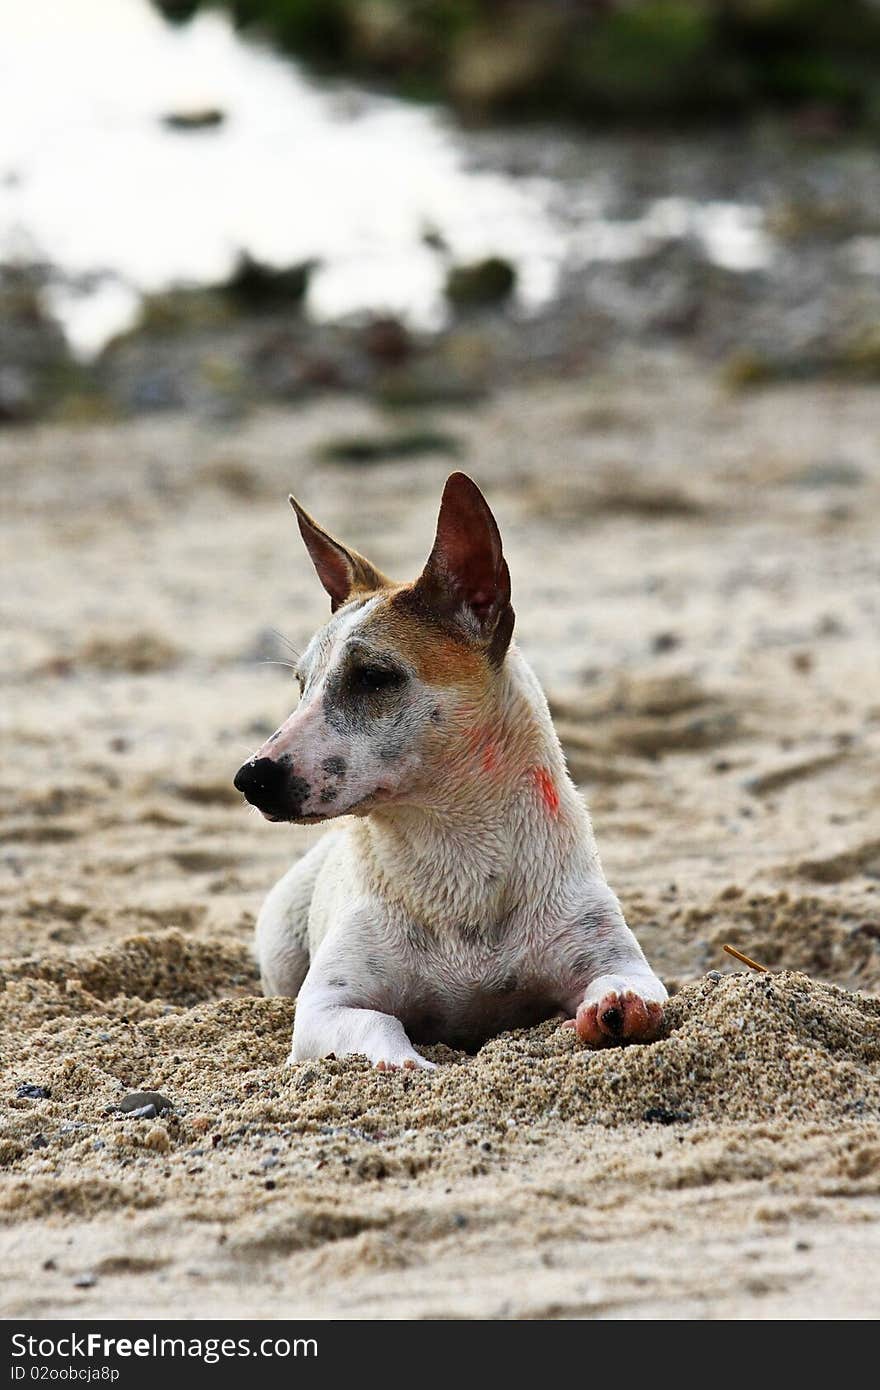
[234,473,666,1070]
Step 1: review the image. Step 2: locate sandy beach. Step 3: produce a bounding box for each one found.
[2,353,879,1318]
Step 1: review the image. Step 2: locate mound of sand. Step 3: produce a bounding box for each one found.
[4,934,879,1188]
[3,937,879,1317]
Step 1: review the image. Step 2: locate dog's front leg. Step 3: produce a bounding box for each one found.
[560,889,668,1049]
[290,940,435,1071]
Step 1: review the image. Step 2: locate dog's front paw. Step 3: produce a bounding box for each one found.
[375,1055,436,1072]
[563,975,665,1048]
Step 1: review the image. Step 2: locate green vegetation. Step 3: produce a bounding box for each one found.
[316,428,464,463]
[152,1,880,127]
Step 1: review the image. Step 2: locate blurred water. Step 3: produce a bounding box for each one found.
[0,0,772,357]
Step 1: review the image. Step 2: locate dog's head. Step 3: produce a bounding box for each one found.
[233,472,515,823]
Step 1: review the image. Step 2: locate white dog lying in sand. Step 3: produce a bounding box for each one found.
[234,473,666,1069]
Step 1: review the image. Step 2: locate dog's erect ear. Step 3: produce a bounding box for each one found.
[413,473,514,664]
[289,496,391,611]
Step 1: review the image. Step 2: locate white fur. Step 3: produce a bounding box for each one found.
[256,642,666,1068]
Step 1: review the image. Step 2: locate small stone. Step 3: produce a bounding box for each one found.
[112,1091,172,1117]
[790,459,864,489]
[31,1133,49,1149]
[362,316,411,365]
[143,1125,171,1153]
[446,257,516,309]
[17,1083,50,1100]
[73,1272,97,1288]
[643,1107,693,1126]
[161,107,225,131]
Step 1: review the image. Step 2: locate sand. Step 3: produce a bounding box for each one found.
[2,353,880,1318]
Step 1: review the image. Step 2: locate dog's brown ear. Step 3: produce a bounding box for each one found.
[289,496,391,611]
[413,473,514,664]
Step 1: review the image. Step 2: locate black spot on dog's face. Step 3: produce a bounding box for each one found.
[319,784,338,804]
[323,646,410,736]
[378,737,405,764]
[287,774,310,811]
[322,755,347,777]
[377,710,411,764]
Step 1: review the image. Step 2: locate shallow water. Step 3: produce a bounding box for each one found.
[2,0,878,358]
[0,0,778,356]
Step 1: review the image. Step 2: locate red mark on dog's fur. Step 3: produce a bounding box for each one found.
[531,766,559,816]
[465,726,502,777]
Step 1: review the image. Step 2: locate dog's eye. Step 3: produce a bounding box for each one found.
[351,664,405,694]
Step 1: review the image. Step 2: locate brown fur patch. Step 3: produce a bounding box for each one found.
[354,586,489,690]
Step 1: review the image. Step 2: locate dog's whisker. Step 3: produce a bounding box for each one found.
[269,627,301,660]
[260,659,298,672]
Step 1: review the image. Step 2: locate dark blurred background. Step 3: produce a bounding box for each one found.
[158,0,880,125]
[2,0,880,426]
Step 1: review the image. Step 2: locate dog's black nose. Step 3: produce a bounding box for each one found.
[233,757,290,814]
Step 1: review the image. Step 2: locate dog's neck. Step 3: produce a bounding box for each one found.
[354,647,601,929]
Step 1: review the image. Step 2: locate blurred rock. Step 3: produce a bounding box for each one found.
[0,365,34,423]
[789,459,865,489]
[152,0,199,19]
[315,429,462,465]
[221,253,315,314]
[348,2,425,72]
[580,238,708,339]
[161,108,226,131]
[449,10,564,117]
[376,361,486,409]
[0,264,75,424]
[445,257,516,311]
[361,316,411,365]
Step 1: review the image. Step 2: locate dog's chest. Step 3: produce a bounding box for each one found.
[390,922,560,1051]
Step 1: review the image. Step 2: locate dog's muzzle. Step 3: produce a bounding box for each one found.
[233,756,308,821]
